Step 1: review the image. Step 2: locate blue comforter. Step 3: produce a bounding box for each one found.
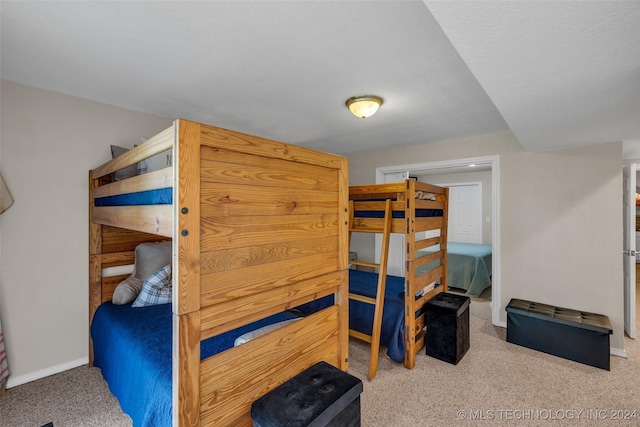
[91,302,296,427]
[348,270,408,363]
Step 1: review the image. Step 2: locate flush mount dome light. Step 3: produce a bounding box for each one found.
[345,95,383,119]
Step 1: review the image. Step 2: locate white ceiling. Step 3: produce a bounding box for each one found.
[1,1,638,156]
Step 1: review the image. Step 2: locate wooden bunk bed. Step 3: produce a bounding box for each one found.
[88,119,349,426]
[348,179,449,376]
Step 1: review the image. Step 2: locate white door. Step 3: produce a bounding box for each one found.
[623,162,637,339]
[377,172,408,277]
[447,184,482,243]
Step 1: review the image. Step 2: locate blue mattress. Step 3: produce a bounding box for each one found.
[352,197,442,218]
[94,188,172,206]
[354,209,442,218]
[91,302,297,427]
[295,270,415,363]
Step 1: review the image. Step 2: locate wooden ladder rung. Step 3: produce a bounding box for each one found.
[350,260,379,268]
[349,293,376,305]
[349,228,385,233]
[349,329,373,343]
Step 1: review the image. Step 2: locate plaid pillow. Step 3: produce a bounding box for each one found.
[132,264,172,307]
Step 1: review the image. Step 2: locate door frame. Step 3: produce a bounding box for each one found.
[623,161,637,339]
[376,155,502,327]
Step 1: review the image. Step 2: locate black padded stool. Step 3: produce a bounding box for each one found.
[425,292,471,365]
[251,361,363,427]
[506,298,613,370]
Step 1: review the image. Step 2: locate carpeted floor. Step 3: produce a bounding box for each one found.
[2,293,639,426]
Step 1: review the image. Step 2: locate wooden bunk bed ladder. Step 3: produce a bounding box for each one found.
[347,198,393,380]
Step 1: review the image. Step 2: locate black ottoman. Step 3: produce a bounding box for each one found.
[506,298,613,370]
[251,361,363,427]
[425,292,471,365]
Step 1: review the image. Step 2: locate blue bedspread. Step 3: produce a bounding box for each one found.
[295,270,413,363]
[91,302,296,427]
[348,270,408,363]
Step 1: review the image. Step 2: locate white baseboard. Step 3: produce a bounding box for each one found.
[610,347,627,358]
[5,357,88,389]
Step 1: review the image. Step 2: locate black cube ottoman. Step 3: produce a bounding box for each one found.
[425,292,471,365]
[251,361,363,427]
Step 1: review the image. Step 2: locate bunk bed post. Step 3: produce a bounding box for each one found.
[338,158,350,370]
[173,119,202,427]
[404,179,418,369]
[88,170,103,366]
[441,187,449,292]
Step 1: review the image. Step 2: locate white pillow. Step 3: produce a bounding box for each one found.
[132,264,172,307]
[233,318,300,346]
[112,276,143,305]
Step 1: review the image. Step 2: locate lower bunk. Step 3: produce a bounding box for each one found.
[300,269,442,366]
[91,301,329,427]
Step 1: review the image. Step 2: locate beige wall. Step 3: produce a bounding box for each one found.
[0,80,172,385]
[349,132,625,352]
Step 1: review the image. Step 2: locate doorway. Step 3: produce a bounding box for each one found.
[376,155,502,327]
[441,182,483,244]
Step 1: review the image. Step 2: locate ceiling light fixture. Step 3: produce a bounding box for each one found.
[345,95,383,119]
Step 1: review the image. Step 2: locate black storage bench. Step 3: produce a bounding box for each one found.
[425,292,471,365]
[251,361,363,427]
[506,298,613,370]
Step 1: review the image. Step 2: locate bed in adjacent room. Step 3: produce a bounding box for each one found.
[420,242,492,297]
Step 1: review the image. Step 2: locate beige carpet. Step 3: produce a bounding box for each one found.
[1,297,639,426]
[351,297,640,426]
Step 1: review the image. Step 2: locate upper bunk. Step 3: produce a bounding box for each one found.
[349,179,447,235]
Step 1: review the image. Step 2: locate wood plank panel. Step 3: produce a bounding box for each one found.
[88,254,101,366]
[199,124,345,170]
[101,274,129,303]
[93,205,173,237]
[200,236,337,274]
[414,216,443,232]
[200,149,339,192]
[199,308,340,427]
[101,226,170,253]
[415,249,442,270]
[100,251,135,268]
[349,182,406,200]
[352,200,404,211]
[200,183,338,217]
[92,125,174,179]
[351,217,407,234]
[88,170,102,366]
[337,270,349,369]
[201,253,338,306]
[93,167,172,199]
[414,265,444,292]
[200,213,338,251]
[415,181,448,195]
[200,272,341,338]
[415,199,445,210]
[174,310,201,427]
[416,236,441,251]
[175,119,201,316]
